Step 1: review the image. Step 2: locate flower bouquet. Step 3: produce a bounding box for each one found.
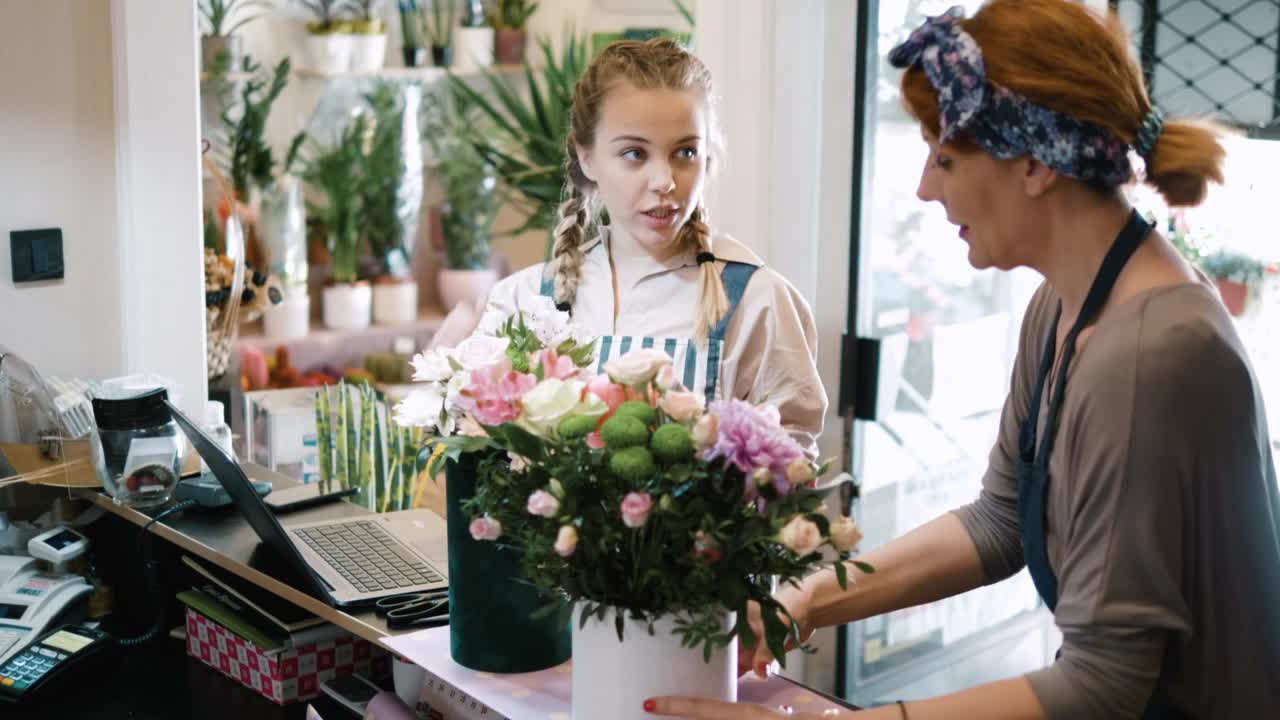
[399,301,864,714]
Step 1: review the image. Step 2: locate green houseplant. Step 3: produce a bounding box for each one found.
[396,0,428,66]
[1200,249,1266,317]
[298,0,356,73]
[448,32,588,248]
[489,0,538,64]
[422,0,458,67]
[304,116,371,329]
[315,380,424,512]
[199,0,272,70]
[222,55,306,203]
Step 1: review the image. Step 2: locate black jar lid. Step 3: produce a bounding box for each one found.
[92,387,172,431]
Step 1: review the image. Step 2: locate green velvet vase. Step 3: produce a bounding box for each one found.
[445,454,572,673]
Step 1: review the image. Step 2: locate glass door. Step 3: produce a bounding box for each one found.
[841,0,1059,706]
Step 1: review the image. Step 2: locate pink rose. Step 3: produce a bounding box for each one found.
[527,489,560,518]
[469,516,502,541]
[778,515,823,556]
[554,525,579,557]
[537,348,579,381]
[659,390,705,424]
[620,492,653,528]
[586,375,626,413]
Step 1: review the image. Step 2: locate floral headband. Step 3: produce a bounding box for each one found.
[888,6,1153,187]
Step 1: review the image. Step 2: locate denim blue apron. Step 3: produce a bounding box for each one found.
[1017,210,1185,719]
[539,260,759,403]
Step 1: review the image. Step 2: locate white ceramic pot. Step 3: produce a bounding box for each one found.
[262,293,310,340]
[392,655,427,709]
[304,32,354,74]
[452,26,494,74]
[373,281,418,326]
[436,268,497,313]
[572,609,736,720]
[350,33,388,73]
[322,282,372,330]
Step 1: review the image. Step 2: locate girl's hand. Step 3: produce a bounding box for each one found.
[644,696,848,718]
[738,583,815,678]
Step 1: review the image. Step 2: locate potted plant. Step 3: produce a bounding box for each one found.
[426,94,500,311]
[1199,249,1266,317]
[361,83,425,326]
[199,0,271,71]
[258,126,312,340]
[422,0,457,67]
[314,380,424,512]
[298,0,356,74]
[453,0,494,72]
[488,0,538,65]
[396,0,428,67]
[304,116,371,330]
[449,32,587,250]
[348,0,389,72]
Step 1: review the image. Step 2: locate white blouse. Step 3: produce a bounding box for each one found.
[483,233,828,454]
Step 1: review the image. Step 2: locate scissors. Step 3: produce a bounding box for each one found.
[375,589,450,630]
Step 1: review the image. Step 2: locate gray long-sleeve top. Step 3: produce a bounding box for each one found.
[953,281,1280,718]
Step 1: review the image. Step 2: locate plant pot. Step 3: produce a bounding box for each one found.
[402,46,427,68]
[1215,277,1248,317]
[372,280,418,326]
[322,282,372,330]
[392,656,426,709]
[493,28,527,65]
[572,608,737,720]
[452,26,494,73]
[201,34,243,72]
[350,32,388,72]
[431,44,453,68]
[262,292,311,340]
[437,268,497,313]
[304,31,354,74]
[445,455,572,673]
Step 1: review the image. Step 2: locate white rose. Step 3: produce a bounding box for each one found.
[410,348,454,383]
[393,386,446,430]
[444,373,467,410]
[521,378,586,433]
[778,515,823,557]
[692,413,719,449]
[659,390,705,424]
[604,348,672,385]
[554,525,579,557]
[654,365,678,391]
[829,516,863,553]
[452,335,511,371]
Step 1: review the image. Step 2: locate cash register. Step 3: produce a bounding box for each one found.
[0,527,94,665]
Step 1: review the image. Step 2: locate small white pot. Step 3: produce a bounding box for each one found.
[392,655,427,709]
[322,283,372,330]
[349,33,387,73]
[304,32,354,74]
[572,608,736,720]
[436,268,497,313]
[372,281,418,326]
[262,293,310,340]
[452,26,495,74]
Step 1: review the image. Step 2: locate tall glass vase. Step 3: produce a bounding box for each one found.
[258,174,308,294]
[444,453,571,673]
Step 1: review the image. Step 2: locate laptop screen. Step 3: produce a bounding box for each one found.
[166,401,332,604]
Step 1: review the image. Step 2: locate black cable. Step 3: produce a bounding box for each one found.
[116,499,198,648]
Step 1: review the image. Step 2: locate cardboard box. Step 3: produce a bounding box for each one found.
[185,607,390,705]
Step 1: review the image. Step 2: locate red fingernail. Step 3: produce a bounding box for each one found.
[643,699,657,713]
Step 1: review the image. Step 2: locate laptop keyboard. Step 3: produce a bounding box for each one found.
[293,521,444,594]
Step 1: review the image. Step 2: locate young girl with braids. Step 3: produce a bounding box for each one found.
[480,38,827,451]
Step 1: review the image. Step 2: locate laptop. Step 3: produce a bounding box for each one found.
[167,401,449,608]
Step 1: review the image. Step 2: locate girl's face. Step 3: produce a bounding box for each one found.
[915,131,1040,271]
[578,82,710,260]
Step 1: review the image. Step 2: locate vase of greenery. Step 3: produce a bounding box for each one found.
[199,0,270,71]
[299,0,355,73]
[1200,249,1265,317]
[421,0,457,68]
[396,0,428,67]
[361,83,424,326]
[348,0,388,72]
[489,0,537,65]
[258,138,311,339]
[306,116,372,330]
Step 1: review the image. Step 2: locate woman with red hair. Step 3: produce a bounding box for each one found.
[649,1,1280,718]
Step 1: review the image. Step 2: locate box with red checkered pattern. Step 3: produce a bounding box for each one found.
[185,607,391,705]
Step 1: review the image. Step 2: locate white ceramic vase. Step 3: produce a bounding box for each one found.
[372,281,418,326]
[322,283,372,330]
[572,609,736,720]
[436,268,497,313]
[452,26,494,74]
[350,33,387,72]
[304,32,354,74]
[262,293,310,340]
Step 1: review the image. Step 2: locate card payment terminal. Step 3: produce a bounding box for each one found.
[0,554,93,666]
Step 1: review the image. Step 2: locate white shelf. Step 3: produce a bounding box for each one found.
[295,63,525,82]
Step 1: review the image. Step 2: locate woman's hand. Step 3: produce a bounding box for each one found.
[738,582,815,678]
[645,696,848,718]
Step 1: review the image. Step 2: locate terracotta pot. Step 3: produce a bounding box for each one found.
[1214,277,1248,317]
[493,28,527,65]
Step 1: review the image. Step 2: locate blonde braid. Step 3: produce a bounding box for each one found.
[551,161,590,306]
[680,205,728,341]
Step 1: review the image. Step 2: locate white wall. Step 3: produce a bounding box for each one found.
[0,0,125,380]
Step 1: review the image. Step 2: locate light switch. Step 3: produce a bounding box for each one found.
[10,228,64,283]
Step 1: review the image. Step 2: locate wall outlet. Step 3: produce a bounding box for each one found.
[10,228,65,283]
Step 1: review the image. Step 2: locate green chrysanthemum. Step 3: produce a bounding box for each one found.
[558,414,597,440]
[614,400,657,427]
[651,423,695,463]
[599,415,649,448]
[610,446,656,481]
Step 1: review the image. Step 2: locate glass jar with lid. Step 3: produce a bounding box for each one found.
[91,388,183,508]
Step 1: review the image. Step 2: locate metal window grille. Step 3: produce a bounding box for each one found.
[1110,0,1280,138]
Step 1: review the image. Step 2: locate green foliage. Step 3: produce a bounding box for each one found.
[315,382,424,511]
[298,0,353,31]
[359,83,411,277]
[447,32,589,238]
[222,56,302,201]
[200,0,273,37]
[489,0,538,29]
[303,117,367,284]
[425,90,498,270]
[1199,249,1266,284]
[423,0,458,47]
